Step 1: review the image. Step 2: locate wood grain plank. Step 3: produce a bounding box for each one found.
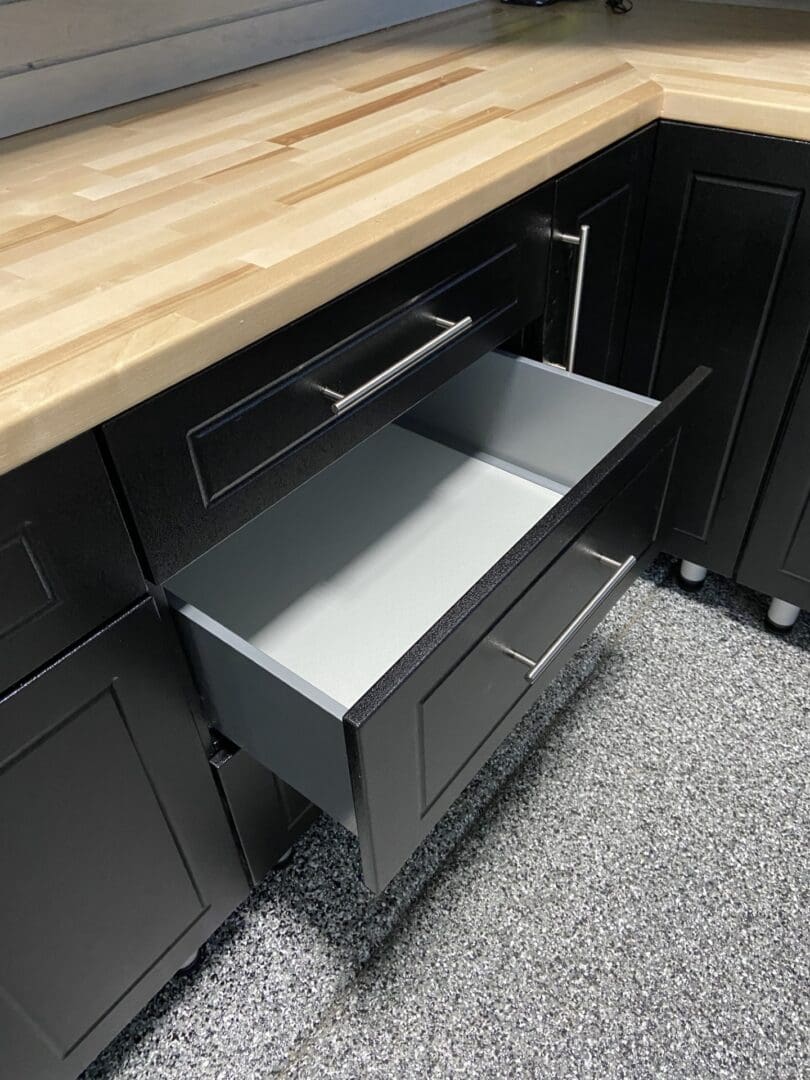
[510,63,638,119]
[0,265,258,392]
[344,14,545,93]
[279,107,513,206]
[0,216,77,254]
[272,68,483,145]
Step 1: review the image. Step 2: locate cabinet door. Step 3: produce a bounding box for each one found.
[621,122,810,577]
[542,125,656,384]
[737,356,810,611]
[0,601,247,1080]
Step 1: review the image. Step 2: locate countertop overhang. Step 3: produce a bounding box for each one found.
[2,0,810,475]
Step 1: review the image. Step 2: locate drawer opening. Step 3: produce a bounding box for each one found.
[166,351,658,829]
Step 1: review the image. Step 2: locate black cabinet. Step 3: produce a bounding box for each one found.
[737,353,810,612]
[0,434,143,695]
[0,601,247,1080]
[621,122,810,577]
[543,125,656,384]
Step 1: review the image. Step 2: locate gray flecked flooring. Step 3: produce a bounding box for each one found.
[83,560,809,1080]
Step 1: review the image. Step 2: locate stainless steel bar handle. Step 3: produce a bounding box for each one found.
[326,315,473,416]
[499,552,636,685]
[554,224,590,373]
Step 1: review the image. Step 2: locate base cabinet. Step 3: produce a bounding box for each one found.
[737,355,810,612]
[7,115,810,1080]
[0,601,247,1080]
[621,122,810,577]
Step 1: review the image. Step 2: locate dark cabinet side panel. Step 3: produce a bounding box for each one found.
[212,746,319,885]
[0,601,246,1080]
[621,122,810,576]
[737,355,810,610]
[0,434,143,695]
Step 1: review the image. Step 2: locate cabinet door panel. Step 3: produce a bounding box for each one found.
[737,357,810,610]
[0,601,246,1080]
[544,125,655,384]
[622,122,810,576]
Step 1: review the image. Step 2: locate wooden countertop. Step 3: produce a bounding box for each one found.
[2,0,810,475]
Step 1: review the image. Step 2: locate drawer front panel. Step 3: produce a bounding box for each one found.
[187,249,516,507]
[103,185,551,582]
[0,434,143,695]
[419,447,669,813]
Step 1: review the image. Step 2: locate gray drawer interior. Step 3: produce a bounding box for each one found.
[166,352,657,830]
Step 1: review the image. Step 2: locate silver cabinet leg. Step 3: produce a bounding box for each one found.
[679,560,707,588]
[767,597,801,630]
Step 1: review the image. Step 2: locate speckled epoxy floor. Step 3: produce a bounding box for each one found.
[83,560,809,1080]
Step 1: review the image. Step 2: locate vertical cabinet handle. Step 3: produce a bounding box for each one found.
[495,552,636,685]
[322,315,473,416]
[554,224,590,373]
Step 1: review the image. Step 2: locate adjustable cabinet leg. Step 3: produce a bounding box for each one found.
[178,949,202,974]
[275,846,294,869]
[767,597,801,631]
[679,560,708,590]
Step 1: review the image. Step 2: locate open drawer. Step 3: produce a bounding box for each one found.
[167,352,708,891]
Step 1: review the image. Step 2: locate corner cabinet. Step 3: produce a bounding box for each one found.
[621,122,810,578]
[737,353,810,614]
[0,601,247,1080]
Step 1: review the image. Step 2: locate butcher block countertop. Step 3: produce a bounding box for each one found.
[2,0,810,474]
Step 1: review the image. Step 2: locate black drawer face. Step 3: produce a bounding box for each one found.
[187,249,519,508]
[417,447,670,813]
[103,184,552,582]
[168,352,708,893]
[0,434,143,694]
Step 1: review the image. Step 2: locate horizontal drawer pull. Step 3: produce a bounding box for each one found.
[495,552,636,684]
[323,315,473,416]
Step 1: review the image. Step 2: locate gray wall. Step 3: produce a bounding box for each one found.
[0,0,476,138]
